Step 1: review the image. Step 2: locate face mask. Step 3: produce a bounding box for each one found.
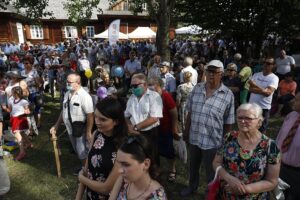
[132,87,144,97]
[66,85,73,92]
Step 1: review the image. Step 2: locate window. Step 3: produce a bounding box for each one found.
[142,3,147,11]
[123,0,129,11]
[30,25,43,39]
[64,26,78,38]
[86,26,95,38]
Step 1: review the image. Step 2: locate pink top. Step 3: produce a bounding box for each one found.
[276,111,300,167]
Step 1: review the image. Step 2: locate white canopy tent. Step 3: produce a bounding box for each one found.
[175,25,202,35]
[94,29,128,39]
[128,27,156,39]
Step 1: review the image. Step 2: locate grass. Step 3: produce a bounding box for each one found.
[2,95,284,200]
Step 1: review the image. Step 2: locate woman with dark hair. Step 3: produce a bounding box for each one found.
[76,98,128,200]
[109,135,167,200]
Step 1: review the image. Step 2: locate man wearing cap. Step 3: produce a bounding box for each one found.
[159,61,176,98]
[249,57,279,133]
[180,60,235,197]
[50,73,94,174]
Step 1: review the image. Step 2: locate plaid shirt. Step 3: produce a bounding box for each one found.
[186,82,235,149]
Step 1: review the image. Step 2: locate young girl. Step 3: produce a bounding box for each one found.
[7,86,30,161]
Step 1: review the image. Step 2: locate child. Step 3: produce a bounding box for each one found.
[7,86,30,161]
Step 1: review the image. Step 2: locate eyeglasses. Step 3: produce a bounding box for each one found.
[206,69,222,74]
[227,69,236,72]
[237,116,258,122]
[265,62,274,66]
[67,80,76,84]
[126,136,148,157]
[130,82,144,88]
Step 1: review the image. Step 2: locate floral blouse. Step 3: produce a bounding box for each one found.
[117,181,167,200]
[217,131,280,200]
[86,131,117,200]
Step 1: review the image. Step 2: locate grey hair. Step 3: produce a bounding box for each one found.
[237,103,264,121]
[184,57,193,66]
[148,77,164,88]
[132,73,147,83]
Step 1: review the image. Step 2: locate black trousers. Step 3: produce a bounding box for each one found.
[280,163,300,200]
[140,126,160,167]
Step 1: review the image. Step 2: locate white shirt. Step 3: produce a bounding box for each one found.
[249,72,279,109]
[62,87,94,124]
[180,66,198,86]
[124,89,163,131]
[276,56,295,75]
[8,97,29,117]
[78,57,90,71]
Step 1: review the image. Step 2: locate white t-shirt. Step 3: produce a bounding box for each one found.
[249,72,279,109]
[8,97,29,117]
[276,56,295,75]
[180,66,198,86]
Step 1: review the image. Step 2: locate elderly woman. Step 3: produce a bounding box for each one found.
[176,71,194,132]
[213,103,280,199]
[276,92,300,199]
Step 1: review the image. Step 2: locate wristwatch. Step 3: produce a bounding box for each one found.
[134,125,138,131]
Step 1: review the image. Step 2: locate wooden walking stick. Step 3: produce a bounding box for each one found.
[51,133,61,178]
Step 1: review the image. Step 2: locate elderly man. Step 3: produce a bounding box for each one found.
[180,60,235,197]
[50,73,94,174]
[276,50,296,80]
[124,51,142,90]
[159,61,176,98]
[180,57,198,86]
[249,57,279,134]
[124,73,163,166]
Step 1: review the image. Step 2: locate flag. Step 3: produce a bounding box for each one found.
[108,19,120,46]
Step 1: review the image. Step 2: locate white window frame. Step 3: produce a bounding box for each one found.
[30,25,44,39]
[64,26,78,38]
[86,26,95,38]
[142,3,147,11]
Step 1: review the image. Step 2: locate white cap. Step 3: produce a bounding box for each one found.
[205,60,224,72]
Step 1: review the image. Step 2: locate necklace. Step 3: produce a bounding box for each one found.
[127,178,152,200]
[13,98,21,104]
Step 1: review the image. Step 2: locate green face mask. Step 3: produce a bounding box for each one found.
[132,87,144,97]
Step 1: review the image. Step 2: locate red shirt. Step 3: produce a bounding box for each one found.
[159,90,176,133]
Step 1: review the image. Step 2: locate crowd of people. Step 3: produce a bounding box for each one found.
[0,38,299,200]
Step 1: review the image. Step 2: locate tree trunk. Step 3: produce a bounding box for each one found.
[155,0,170,61]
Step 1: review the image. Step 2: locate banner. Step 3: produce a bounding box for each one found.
[108,19,120,46]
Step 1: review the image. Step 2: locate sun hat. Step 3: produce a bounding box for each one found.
[205,60,224,72]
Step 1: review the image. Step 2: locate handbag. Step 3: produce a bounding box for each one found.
[71,121,86,138]
[173,136,188,164]
[67,96,86,137]
[206,166,222,200]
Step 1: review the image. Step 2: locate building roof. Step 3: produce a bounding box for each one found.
[43,0,111,20]
[1,0,111,20]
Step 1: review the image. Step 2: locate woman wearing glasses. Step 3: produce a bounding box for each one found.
[109,135,167,200]
[212,103,280,199]
[75,98,127,200]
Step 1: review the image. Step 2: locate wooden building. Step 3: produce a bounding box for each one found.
[0,0,174,44]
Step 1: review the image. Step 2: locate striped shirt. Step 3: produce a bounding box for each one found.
[186,82,235,149]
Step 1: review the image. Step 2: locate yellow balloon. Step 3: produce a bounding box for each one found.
[85,69,93,78]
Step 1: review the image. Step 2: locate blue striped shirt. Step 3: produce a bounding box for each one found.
[186,82,235,149]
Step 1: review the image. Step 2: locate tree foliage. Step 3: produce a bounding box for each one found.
[176,0,300,55]
[1,0,53,21]
[63,0,103,27]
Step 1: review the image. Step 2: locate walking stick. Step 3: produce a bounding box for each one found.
[51,133,61,178]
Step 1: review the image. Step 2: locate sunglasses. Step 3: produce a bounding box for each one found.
[126,136,148,157]
[130,83,144,88]
[265,62,274,66]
